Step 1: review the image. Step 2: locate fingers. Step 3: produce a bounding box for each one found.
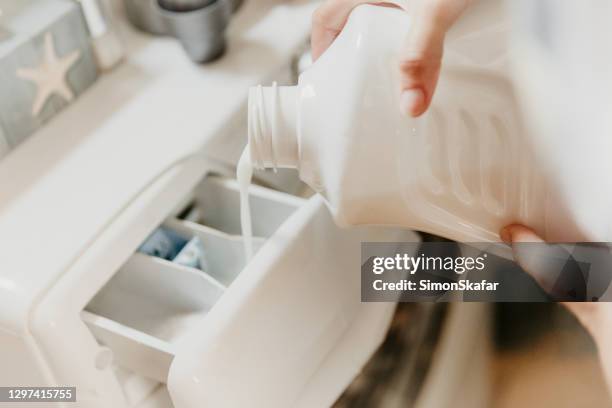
[501,224,589,302]
[399,0,471,116]
[500,224,543,244]
[500,224,599,333]
[311,0,369,61]
[500,224,563,295]
[311,0,471,116]
[311,0,410,60]
[399,8,444,116]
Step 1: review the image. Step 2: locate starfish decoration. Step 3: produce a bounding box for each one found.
[16,32,80,116]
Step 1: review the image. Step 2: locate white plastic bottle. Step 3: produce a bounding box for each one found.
[246,4,602,243]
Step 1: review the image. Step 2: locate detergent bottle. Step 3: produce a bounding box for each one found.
[246,3,608,243]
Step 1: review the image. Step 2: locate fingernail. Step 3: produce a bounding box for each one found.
[500,227,512,245]
[400,88,425,117]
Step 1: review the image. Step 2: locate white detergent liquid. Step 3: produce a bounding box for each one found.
[237,146,254,260]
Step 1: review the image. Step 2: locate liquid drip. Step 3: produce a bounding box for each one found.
[237,145,254,260]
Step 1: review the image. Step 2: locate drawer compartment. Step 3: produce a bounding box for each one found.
[83,175,304,383]
[54,161,421,408]
[84,253,224,382]
[179,176,303,238]
[163,218,265,287]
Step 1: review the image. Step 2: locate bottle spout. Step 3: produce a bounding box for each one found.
[248,83,299,170]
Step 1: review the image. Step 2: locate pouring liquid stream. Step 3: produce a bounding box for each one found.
[237,146,254,260]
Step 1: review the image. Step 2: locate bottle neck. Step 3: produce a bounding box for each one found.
[248,84,299,170]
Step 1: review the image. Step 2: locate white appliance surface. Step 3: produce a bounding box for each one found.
[0,0,317,334]
[0,1,426,407]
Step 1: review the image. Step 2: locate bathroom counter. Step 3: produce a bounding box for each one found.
[0,0,316,332]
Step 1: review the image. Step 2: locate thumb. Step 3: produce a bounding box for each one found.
[500,224,588,302]
[500,224,598,328]
[399,0,470,117]
[502,225,612,394]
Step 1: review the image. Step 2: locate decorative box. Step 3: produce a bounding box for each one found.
[0,0,98,157]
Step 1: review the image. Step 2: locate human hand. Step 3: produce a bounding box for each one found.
[500,224,612,393]
[311,0,471,117]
